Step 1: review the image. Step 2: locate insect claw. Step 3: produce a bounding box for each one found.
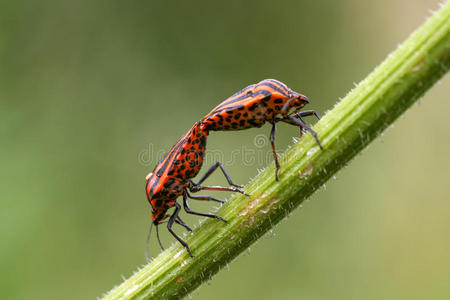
[186,247,194,258]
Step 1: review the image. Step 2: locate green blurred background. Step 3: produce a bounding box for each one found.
[1,1,449,299]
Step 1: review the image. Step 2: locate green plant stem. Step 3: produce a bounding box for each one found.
[103,3,450,299]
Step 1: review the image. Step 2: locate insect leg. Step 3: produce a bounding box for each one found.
[186,193,226,203]
[176,215,193,231]
[183,192,227,223]
[270,122,280,181]
[278,116,306,135]
[193,161,243,188]
[189,182,248,196]
[293,110,321,136]
[282,115,323,149]
[167,202,193,258]
[297,109,321,121]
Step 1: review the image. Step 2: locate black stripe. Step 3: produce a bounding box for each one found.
[145,178,152,200]
[150,176,159,197]
[155,129,191,177]
[212,89,272,113]
[264,79,291,96]
[214,104,245,114]
[166,124,203,175]
[212,85,255,110]
[258,82,289,98]
[227,84,256,100]
[156,142,183,177]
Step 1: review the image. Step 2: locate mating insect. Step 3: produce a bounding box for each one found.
[201,79,323,180]
[145,122,245,258]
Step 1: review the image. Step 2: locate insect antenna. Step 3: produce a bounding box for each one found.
[146,221,169,260]
[145,222,154,261]
[156,223,165,251]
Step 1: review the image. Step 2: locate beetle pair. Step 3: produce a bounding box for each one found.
[145,79,322,258]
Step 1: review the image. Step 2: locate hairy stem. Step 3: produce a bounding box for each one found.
[103,3,450,299]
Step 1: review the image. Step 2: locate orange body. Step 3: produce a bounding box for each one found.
[201,79,309,131]
[145,122,208,223]
[200,78,321,181]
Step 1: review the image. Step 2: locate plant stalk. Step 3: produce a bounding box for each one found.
[103,3,450,299]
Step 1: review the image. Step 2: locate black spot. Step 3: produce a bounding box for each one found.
[237,106,245,111]
[275,105,281,111]
[180,165,186,170]
[274,98,283,104]
[231,122,238,128]
[234,113,241,120]
[239,120,245,126]
[243,112,248,117]
[155,199,163,207]
[225,117,231,122]
[248,119,259,126]
[163,178,174,188]
[249,103,258,111]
